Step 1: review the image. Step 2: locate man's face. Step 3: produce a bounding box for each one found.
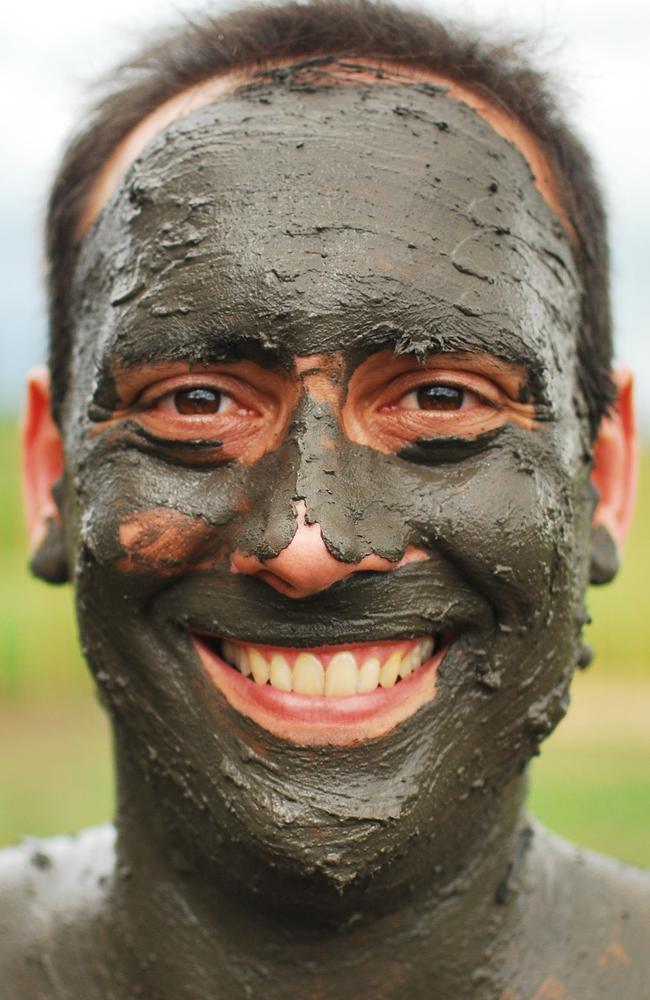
[59,76,593,909]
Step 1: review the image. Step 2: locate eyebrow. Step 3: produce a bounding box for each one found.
[342,320,548,392]
[91,328,290,411]
[90,312,550,411]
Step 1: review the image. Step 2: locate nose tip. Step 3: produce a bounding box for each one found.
[230,501,427,598]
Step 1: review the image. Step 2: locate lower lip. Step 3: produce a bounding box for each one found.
[192,635,449,746]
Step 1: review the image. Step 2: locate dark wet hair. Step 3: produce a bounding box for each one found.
[46,0,615,435]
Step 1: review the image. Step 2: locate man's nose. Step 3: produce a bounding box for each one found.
[231,501,427,599]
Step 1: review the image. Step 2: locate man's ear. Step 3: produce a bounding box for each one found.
[22,367,69,584]
[589,368,638,585]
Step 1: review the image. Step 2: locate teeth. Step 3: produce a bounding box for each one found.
[325,652,358,697]
[400,644,422,679]
[379,650,402,688]
[249,648,270,685]
[269,654,292,691]
[219,638,437,696]
[420,637,434,662]
[399,656,413,679]
[238,648,252,677]
[398,648,414,679]
[358,656,380,693]
[294,653,325,695]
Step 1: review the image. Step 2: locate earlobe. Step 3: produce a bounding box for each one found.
[589,369,637,585]
[589,523,620,585]
[22,367,69,584]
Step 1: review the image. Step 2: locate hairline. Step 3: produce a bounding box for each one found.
[78,58,575,242]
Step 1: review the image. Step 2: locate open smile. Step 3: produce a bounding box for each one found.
[192,632,454,745]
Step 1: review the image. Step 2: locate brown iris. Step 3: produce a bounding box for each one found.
[416,385,464,410]
[174,388,223,415]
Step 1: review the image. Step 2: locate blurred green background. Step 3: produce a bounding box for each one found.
[2,417,649,866]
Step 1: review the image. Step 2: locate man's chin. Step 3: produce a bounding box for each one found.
[192,632,454,745]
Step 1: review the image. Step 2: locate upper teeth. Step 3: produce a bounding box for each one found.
[221,638,435,697]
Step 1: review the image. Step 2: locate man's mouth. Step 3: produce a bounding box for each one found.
[192,632,453,745]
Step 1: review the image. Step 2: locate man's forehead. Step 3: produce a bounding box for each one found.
[70,75,580,425]
[78,57,573,240]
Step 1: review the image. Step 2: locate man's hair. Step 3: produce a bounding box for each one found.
[46,0,615,435]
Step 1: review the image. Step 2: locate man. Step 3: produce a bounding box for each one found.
[2,1,647,996]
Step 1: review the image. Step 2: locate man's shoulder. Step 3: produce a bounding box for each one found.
[544,824,650,913]
[0,825,116,997]
[0,822,116,918]
[520,823,650,997]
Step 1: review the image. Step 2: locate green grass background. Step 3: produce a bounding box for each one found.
[1,418,648,866]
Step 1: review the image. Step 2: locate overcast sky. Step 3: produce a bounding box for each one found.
[2,0,649,431]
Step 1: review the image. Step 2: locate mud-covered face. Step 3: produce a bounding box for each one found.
[60,80,593,911]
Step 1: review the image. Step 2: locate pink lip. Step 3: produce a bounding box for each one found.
[192,634,451,746]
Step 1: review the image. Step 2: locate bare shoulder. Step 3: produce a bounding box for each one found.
[546,824,650,931]
[511,823,650,999]
[0,825,116,999]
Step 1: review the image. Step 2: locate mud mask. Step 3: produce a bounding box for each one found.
[58,78,594,915]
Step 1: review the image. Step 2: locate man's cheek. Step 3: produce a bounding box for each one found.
[67,445,253,578]
[407,434,589,701]
[410,445,564,595]
[117,508,228,575]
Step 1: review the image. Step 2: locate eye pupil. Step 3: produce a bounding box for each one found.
[416,385,464,411]
[174,388,222,415]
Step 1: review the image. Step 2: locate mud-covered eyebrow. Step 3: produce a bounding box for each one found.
[102,328,289,372]
[342,326,547,396]
[91,333,290,409]
[90,313,548,411]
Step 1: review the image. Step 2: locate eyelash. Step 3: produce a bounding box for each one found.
[137,380,253,418]
[153,388,236,416]
[393,384,481,412]
[381,374,501,414]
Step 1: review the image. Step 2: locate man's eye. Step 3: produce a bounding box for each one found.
[151,387,238,416]
[399,384,478,411]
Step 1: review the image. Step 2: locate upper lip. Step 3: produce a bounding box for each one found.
[185,620,461,649]
[192,631,447,654]
[161,560,493,648]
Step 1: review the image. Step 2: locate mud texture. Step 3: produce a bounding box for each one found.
[4,72,649,998]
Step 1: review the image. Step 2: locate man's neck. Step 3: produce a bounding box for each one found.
[107,759,532,999]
